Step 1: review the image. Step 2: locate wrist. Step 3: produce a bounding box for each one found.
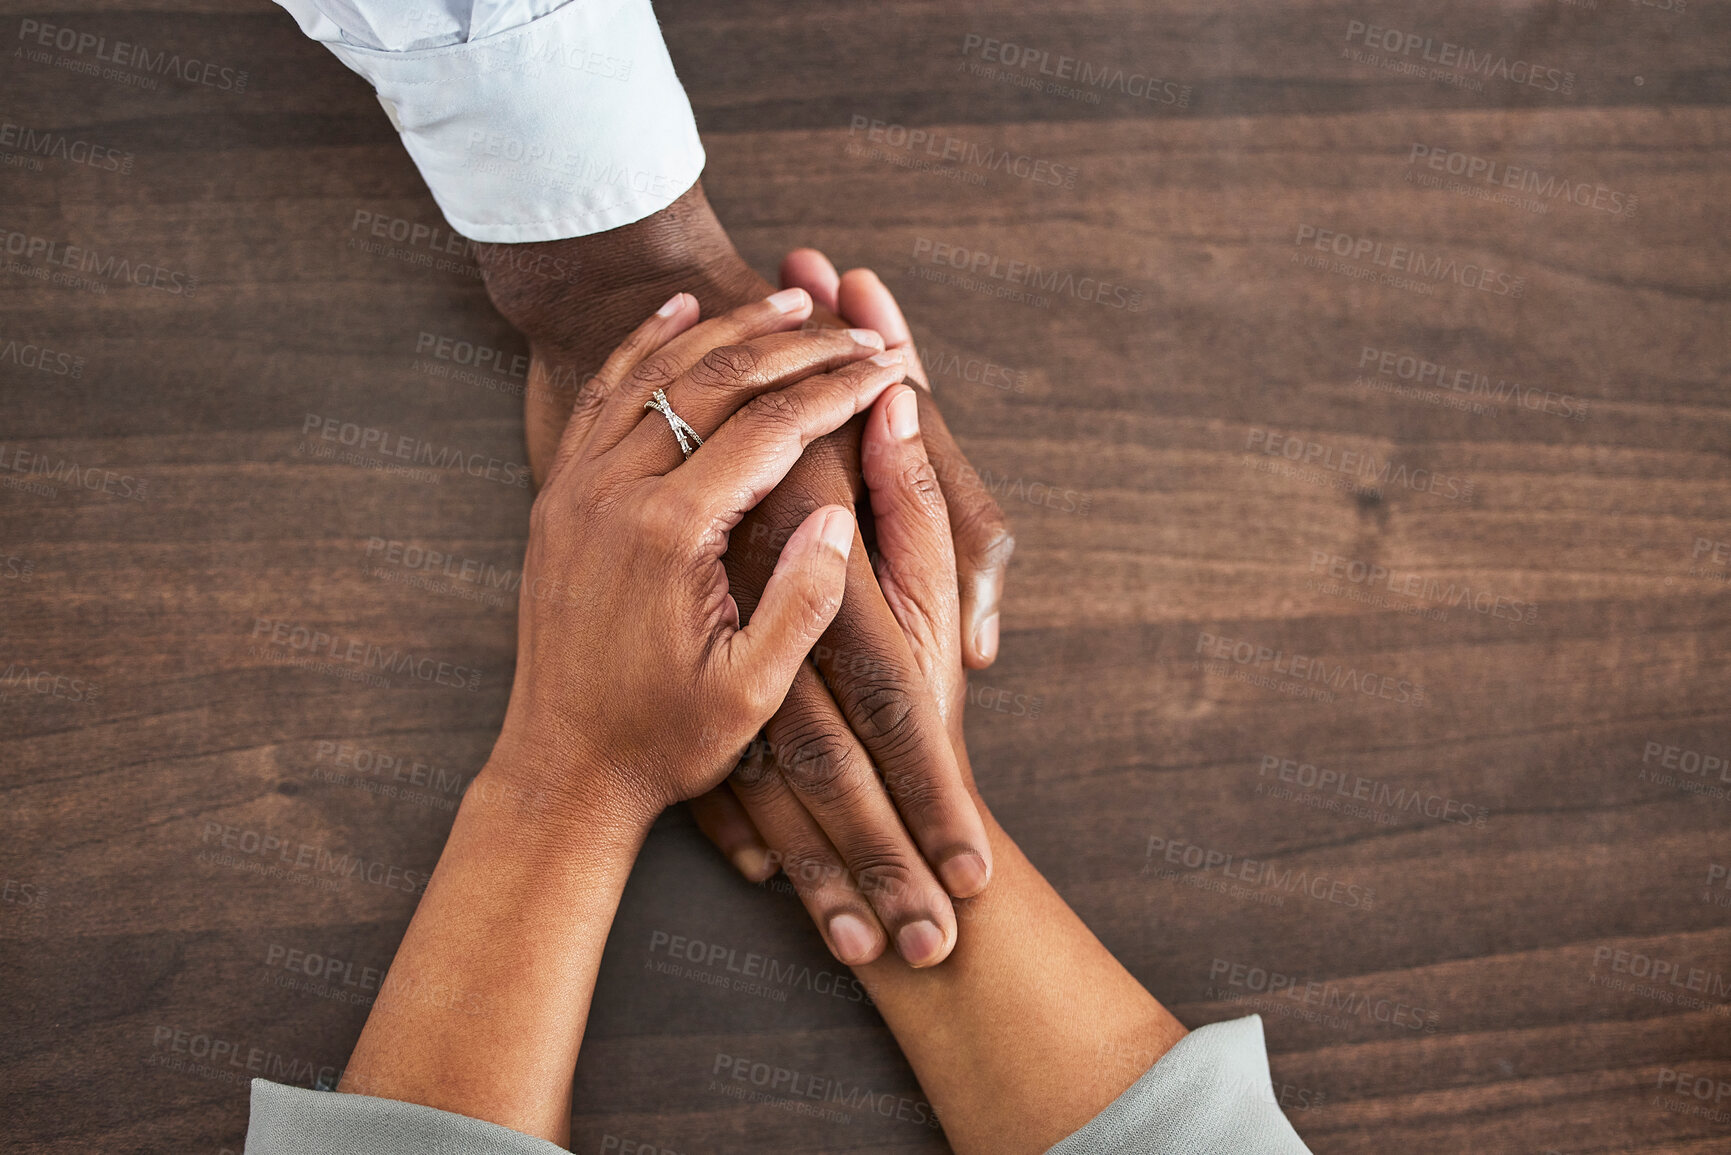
[476,721,662,855]
[478,180,772,357]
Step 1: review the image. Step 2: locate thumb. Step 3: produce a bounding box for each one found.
[724,506,854,714]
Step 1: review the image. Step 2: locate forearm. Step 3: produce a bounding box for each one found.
[852,775,1187,1155]
[338,756,654,1146]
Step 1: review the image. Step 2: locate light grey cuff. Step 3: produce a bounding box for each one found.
[245,1080,570,1155]
[1047,1016,1314,1154]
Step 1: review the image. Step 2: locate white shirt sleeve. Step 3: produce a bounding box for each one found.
[273,0,705,242]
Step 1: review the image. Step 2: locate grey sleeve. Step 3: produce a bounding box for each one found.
[1047,1015,1315,1155]
[244,1079,571,1155]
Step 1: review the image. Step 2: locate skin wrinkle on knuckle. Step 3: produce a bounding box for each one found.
[882,762,949,822]
[693,343,762,389]
[772,717,864,801]
[744,388,810,440]
[836,676,923,767]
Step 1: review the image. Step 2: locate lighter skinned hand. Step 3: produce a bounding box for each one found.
[488,293,906,821]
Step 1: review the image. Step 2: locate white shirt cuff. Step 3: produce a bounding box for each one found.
[303,0,704,243]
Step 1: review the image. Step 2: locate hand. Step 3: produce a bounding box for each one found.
[487,293,906,823]
[687,251,1000,966]
[478,198,1012,967]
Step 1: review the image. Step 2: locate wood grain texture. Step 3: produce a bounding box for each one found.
[1,0,1727,1152]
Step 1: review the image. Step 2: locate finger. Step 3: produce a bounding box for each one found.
[748,668,962,968]
[727,740,890,967]
[780,248,842,314]
[722,506,853,708]
[812,549,993,899]
[861,386,961,705]
[918,394,1015,668]
[836,267,929,392]
[689,785,776,882]
[720,447,996,903]
[665,351,906,518]
[612,327,886,476]
[584,287,815,458]
[542,293,700,488]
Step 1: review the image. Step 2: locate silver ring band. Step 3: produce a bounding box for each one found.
[643,388,704,459]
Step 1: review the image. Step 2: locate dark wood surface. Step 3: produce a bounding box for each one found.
[2,1,1728,1152]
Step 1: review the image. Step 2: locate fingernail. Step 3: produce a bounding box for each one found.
[973,612,999,662]
[819,509,855,556]
[868,349,904,367]
[730,845,773,883]
[847,328,884,349]
[655,293,686,317]
[939,851,988,898]
[828,913,877,965]
[896,920,947,967]
[888,387,920,441]
[766,287,808,313]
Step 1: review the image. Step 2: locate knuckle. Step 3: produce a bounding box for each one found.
[627,355,680,395]
[772,716,865,801]
[952,493,1015,566]
[844,852,924,909]
[837,676,922,763]
[880,762,950,822]
[778,847,850,896]
[896,456,945,511]
[694,343,762,387]
[744,388,810,436]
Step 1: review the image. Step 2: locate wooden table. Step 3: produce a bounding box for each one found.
[2,1,1727,1151]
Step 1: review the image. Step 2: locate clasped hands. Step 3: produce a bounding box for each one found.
[484,252,1008,969]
